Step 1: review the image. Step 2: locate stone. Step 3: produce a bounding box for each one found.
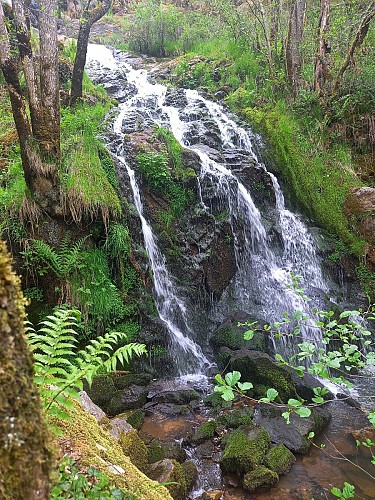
[265,444,296,475]
[217,406,254,428]
[79,391,106,422]
[148,459,188,500]
[242,465,279,492]
[84,375,116,410]
[210,311,267,352]
[107,385,148,416]
[253,403,331,453]
[190,421,217,443]
[111,372,153,390]
[220,425,270,474]
[219,348,299,402]
[105,415,134,440]
[182,460,198,491]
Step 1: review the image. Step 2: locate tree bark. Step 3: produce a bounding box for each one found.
[286,0,306,94]
[70,0,112,105]
[0,1,62,215]
[333,2,375,93]
[314,0,331,94]
[0,239,53,500]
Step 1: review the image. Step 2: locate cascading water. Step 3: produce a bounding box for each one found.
[85,45,332,373]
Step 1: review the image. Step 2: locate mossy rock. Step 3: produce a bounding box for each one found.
[148,459,187,500]
[119,430,148,474]
[265,445,296,475]
[125,409,145,430]
[191,421,217,443]
[220,426,270,475]
[182,460,198,492]
[58,400,172,499]
[204,392,231,411]
[147,443,165,464]
[222,348,299,402]
[243,465,279,492]
[111,372,152,390]
[211,313,266,352]
[84,375,116,409]
[217,407,254,428]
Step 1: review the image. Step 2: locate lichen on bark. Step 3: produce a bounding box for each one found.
[0,239,52,500]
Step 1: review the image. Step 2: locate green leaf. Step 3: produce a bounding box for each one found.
[294,406,311,418]
[238,381,253,391]
[266,388,278,401]
[288,398,303,407]
[244,329,255,340]
[225,371,241,387]
[215,373,225,386]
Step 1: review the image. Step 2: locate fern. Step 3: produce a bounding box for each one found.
[31,235,88,279]
[28,308,147,432]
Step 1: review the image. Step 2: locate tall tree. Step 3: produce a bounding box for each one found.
[70,0,112,105]
[0,239,52,500]
[333,2,375,93]
[0,0,61,215]
[314,0,331,94]
[286,0,306,94]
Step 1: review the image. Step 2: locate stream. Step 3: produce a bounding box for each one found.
[85,45,374,499]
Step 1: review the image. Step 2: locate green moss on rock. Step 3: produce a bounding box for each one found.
[220,426,270,475]
[126,409,145,430]
[148,459,187,500]
[265,445,296,475]
[243,465,279,492]
[218,407,254,428]
[119,430,149,474]
[192,421,217,442]
[147,443,165,464]
[182,460,198,492]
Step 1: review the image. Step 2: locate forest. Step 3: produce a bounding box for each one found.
[0,0,374,499]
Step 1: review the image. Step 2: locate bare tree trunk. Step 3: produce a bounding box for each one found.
[0,1,62,215]
[333,2,375,93]
[0,239,52,500]
[314,0,331,94]
[70,0,112,105]
[286,0,306,94]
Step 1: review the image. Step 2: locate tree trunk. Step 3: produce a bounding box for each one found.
[333,3,375,93]
[0,1,62,215]
[286,0,306,94]
[0,239,53,500]
[314,0,331,94]
[70,0,112,105]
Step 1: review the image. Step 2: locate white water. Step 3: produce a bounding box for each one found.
[86,45,332,372]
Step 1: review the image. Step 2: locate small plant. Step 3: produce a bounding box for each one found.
[51,456,134,499]
[27,307,147,432]
[331,482,355,499]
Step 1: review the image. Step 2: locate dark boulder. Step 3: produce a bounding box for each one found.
[253,402,331,453]
[106,385,148,416]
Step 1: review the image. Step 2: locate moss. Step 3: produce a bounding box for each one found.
[58,400,172,499]
[0,239,53,499]
[265,445,296,475]
[212,324,265,352]
[193,420,217,441]
[204,391,232,411]
[166,460,187,500]
[119,430,149,474]
[217,407,254,428]
[147,443,165,464]
[125,409,145,430]
[182,460,198,492]
[220,427,270,475]
[242,465,279,492]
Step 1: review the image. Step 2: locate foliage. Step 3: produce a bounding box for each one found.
[104,223,131,261]
[51,456,134,499]
[27,307,147,432]
[61,102,121,224]
[331,482,355,500]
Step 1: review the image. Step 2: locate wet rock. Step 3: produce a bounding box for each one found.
[164,88,188,108]
[220,425,270,474]
[337,392,362,409]
[217,406,254,428]
[158,440,187,463]
[265,444,296,475]
[201,490,224,500]
[148,379,201,404]
[195,441,215,459]
[242,465,279,492]
[182,460,198,491]
[190,421,218,444]
[253,402,331,453]
[204,225,236,296]
[148,403,191,416]
[218,348,299,402]
[121,110,145,133]
[148,459,189,500]
[79,391,106,422]
[210,311,268,353]
[107,385,148,416]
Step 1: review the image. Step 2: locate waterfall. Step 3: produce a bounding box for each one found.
[85,45,332,373]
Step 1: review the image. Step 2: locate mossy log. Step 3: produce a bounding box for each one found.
[0,239,52,499]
